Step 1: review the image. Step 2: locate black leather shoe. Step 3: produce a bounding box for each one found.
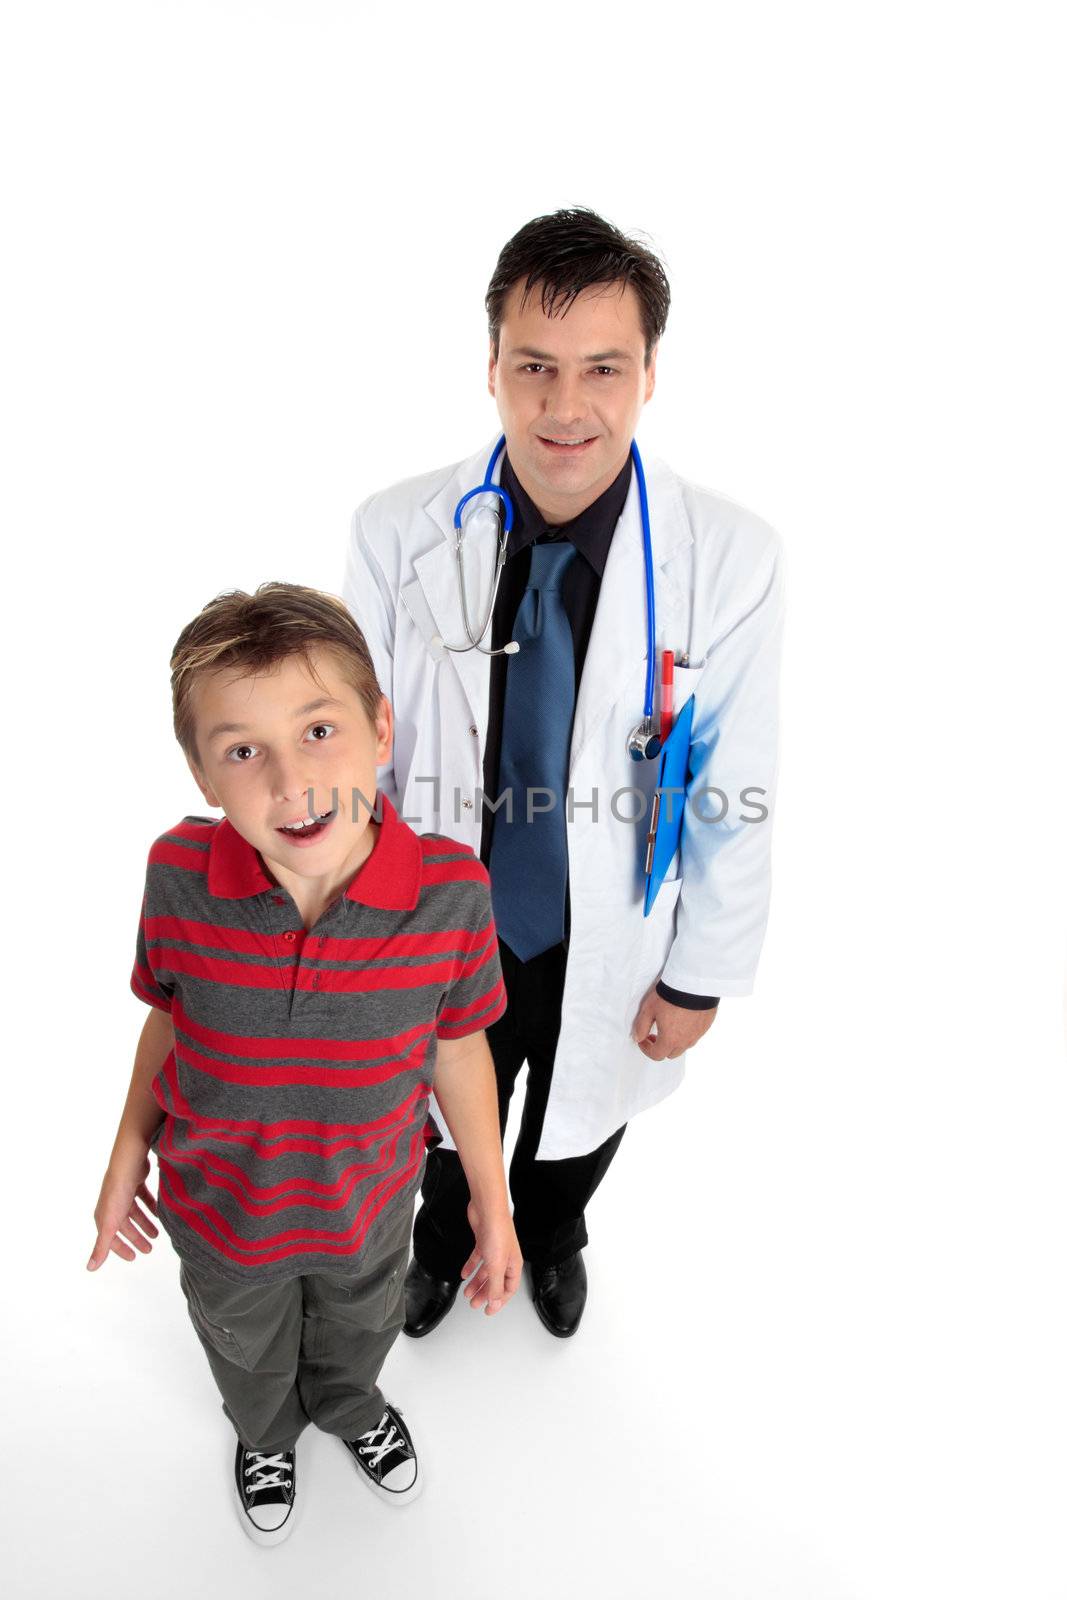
[403,1257,460,1338]
[530,1250,587,1338]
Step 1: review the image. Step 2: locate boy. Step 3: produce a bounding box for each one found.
[89,581,522,1545]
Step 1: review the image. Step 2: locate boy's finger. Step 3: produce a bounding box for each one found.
[485,1263,505,1313]
[116,1221,152,1254]
[466,1270,489,1309]
[108,1235,136,1263]
[87,1230,113,1270]
[136,1183,158,1216]
[129,1201,159,1238]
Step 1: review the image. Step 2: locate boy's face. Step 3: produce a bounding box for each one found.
[488,278,656,525]
[187,646,393,899]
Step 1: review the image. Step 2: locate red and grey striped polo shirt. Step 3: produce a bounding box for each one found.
[131,791,506,1284]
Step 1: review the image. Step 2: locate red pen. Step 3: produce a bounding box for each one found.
[660,650,674,741]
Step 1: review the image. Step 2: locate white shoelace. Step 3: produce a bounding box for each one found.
[244,1450,290,1493]
[358,1415,406,1470]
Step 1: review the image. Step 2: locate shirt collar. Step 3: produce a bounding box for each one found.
[207,790,422,910]
[499,450,632,577]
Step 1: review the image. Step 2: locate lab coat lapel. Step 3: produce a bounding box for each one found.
[569,450,692,778]
[412,438,502,733]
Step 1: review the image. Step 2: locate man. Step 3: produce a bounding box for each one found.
[343,207,785,1338]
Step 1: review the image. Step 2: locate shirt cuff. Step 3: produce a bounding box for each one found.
[655,980,720,1011]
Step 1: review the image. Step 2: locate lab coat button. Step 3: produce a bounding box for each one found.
[462,798,473,809]
[469,725,477,736]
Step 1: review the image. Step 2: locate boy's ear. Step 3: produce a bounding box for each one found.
[375,694,394,765]
[186,754,220,809]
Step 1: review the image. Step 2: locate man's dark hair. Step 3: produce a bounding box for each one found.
[486,207,670,369]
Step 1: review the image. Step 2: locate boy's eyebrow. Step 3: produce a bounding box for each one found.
[511,345,634,363]
[204,697,345,743]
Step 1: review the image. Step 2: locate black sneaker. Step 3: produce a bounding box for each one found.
[233,1440,297,1545]
[340,1403,421,1504]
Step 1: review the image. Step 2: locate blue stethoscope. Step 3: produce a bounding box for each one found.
[432,435,661,761]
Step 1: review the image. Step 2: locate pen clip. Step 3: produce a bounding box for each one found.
[644,791,661,876]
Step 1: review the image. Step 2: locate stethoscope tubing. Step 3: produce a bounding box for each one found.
[445,434,657,721]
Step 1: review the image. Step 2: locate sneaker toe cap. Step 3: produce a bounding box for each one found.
[381,1457,418,1493]
[249,1501,293,1532]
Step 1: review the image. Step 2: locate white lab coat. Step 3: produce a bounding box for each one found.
[343,437,785,1160]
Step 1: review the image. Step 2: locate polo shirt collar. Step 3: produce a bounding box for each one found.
[207,790,421,910]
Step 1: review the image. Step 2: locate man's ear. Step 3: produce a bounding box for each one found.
[186,754,220,809]
[644,341,659,404]
[487,339,498,399]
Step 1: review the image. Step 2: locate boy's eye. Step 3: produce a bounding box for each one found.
[307,723,335,741]
[227,744,259,763]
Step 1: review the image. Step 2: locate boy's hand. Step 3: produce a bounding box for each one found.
[461,1201,522,1315]
[88,1152,159,1270]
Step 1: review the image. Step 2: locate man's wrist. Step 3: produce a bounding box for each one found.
[655,979,720,1011]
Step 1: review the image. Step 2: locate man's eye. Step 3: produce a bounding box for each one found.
[593,366,617,377]
[227,744,259,763]
[521,364,547,375]
[307,723,335,741]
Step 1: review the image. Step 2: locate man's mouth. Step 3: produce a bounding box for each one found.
[538,435,597,455]
[275,806,337,845]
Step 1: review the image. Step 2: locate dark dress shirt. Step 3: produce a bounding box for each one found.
[478,450,718,1012]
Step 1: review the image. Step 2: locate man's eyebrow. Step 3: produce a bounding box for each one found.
[511,346,634,363]
[205,697,344,743]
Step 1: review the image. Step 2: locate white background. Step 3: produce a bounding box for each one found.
[3,3,1065,1597]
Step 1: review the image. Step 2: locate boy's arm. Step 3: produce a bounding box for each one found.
[433,1029,522,1315]
[87,1006,173,1271]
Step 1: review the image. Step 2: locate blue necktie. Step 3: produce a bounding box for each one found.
[489,539,577,961]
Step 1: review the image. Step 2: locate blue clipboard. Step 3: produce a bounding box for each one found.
[643,692,696,916]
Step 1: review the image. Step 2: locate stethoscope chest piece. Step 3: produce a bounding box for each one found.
[627,716,662,762]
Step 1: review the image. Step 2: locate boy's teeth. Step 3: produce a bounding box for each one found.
[282,812,329,831]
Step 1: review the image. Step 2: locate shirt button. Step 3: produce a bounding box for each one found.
[271,896,285,906]
[469,725,477,736]
[282,930,298,943]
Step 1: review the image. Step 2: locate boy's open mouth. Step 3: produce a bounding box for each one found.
[275,806,337,846]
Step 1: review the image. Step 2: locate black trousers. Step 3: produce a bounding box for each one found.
[413,935,626,1276]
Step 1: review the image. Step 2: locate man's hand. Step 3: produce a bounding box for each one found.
[88,1150,159,1269]
[630,982,718,1060]
[460,1201,523,1315]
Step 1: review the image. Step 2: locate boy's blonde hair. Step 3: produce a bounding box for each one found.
[170,581,383,768]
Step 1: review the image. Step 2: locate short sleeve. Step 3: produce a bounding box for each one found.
[435,878,507,1041]
[130,883,175,1014]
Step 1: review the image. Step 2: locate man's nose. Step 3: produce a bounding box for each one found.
[545,370,586,427]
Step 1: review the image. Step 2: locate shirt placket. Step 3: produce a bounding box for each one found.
[262,889,339,1021]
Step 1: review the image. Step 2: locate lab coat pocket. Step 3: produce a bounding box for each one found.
[628,876,684,1008]
[663,662,706,720]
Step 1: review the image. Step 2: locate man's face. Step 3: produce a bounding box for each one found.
[488,279,657,524]
[187,647,393,901]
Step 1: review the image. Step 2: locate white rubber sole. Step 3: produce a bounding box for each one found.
[232,1475,299,1546]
